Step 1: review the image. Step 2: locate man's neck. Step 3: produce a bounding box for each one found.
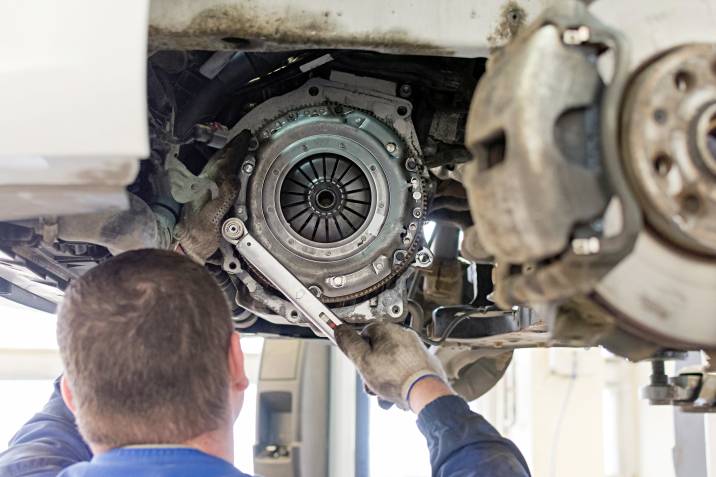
[89,426,235,464]
[183,426,235,463]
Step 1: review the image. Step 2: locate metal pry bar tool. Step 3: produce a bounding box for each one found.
[221,217,343,344]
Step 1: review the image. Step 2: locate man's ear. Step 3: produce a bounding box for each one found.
[228,332,249,392]
[60,375,77,414]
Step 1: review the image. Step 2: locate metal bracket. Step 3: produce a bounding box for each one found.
[642,355,716,412]
[234,151,256,221]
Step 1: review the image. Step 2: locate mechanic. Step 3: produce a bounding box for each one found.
[0,249,530,477]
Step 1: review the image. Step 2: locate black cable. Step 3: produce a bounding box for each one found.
[417,314,471,346]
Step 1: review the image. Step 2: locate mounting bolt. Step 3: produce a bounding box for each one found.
[414,248,434,268]
[393,250,407,264]
[399,84,413,98]
[412,207,423,218]
[222,218,245,241]
[571,237,601,255]
[248,137,259,151]
[330,275,346,288]
[405,158,417,171]
[562,25,591,45]
[385,142,397,154]
[242,162,255,174]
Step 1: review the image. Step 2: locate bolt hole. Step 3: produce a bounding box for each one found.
[397,106,409,117]
[653,109,668,124]
[290,310,299,318]
[653,153,673,176]
[391,306,401,314]
[308,86,320,96]
[682,193,702,214]
[674,70,695,92]
[229,262,237,270]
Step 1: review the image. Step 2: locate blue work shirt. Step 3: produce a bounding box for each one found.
[0,379,530,477]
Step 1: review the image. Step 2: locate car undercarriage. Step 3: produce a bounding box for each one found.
[2,0,716,408]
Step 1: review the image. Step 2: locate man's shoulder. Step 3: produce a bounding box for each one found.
[58,448,254,477]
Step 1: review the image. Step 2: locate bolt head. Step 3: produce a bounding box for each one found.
[242,163,254,174]
[222,219,244,239]
[385,142,397,154]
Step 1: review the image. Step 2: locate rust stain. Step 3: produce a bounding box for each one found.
[149,5,453,55]
[487,1,527,47]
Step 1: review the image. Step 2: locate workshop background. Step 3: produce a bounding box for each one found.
[1,293,715,477]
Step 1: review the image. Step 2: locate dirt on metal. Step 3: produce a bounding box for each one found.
[487,1,528,47]
[149,5,453,55]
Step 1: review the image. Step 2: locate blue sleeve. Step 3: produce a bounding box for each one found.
[417,395,530,477]
[0,378,92,477]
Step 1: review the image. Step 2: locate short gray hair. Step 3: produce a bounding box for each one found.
[57,249,233,448]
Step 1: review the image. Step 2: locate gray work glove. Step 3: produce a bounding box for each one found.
[335,322,447,410]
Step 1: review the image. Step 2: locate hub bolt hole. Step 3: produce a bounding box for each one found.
[682,193,702,214]
[674,70,695,92]
[653,109,668,124]
[653,153,673,176]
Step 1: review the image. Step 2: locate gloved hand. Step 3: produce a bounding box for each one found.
[335,322,448,410]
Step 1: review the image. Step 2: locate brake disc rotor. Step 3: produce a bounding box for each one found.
[622,43,716,256]
[595,44,716,349]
